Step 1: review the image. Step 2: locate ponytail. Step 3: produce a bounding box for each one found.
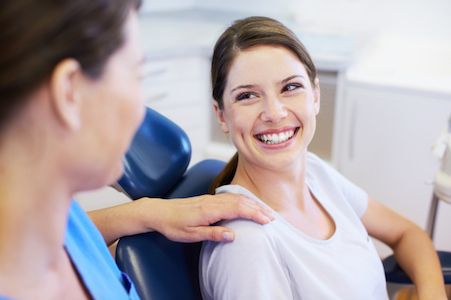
[209,152,238,194]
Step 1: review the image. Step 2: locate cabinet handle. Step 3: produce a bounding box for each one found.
[146,92,168,104]
[143,67,168,79]
[348,99,358,161]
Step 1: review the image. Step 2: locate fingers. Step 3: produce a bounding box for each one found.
[160,194,275,243]
[189,226,235,243]
[214,193,275,225]
[166,226,235,243]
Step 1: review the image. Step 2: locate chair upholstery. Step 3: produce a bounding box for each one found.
[383,250,451,284]
[115,107,226,300]
[118,107,192,200]
[383,199,451,286]
[116,232,203,300]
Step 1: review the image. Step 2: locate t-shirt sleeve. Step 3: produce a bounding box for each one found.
[200,219,292,300]
[307,152,369,218]
[332,168,368,217]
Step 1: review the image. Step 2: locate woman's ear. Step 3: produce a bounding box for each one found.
[313,77,321,115]
[48,58,83,131]
[213,100,229,133]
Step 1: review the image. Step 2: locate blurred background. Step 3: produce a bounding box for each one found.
[77,0,451,258]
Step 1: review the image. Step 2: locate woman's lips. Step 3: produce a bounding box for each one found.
[254,127,300,145]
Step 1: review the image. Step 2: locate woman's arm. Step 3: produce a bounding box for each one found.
[362,197,447,300]
[88,193,274,246]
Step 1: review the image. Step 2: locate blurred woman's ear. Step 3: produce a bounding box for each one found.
[49,58,83,132]
[213,100,229,133]
[313,77,321,115]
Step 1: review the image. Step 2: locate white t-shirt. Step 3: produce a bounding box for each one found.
[200,152,388,300]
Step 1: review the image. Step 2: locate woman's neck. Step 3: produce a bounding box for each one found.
[0,146,73,297]
[232,154,337,240]
[232,155,310,212]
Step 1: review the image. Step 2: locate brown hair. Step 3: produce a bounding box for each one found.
[209,16,317,193]
[0,0,141,132]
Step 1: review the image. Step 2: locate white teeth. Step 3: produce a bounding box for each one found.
[257,129,295,145]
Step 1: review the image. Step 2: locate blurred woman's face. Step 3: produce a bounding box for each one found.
[215,45,320,172]
[77,11,145,189]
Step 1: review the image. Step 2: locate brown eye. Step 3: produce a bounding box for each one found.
[236,92,257,101]
[282,83,303,93]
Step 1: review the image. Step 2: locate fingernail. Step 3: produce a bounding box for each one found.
[223,232,234,241]
[262,216,272,224]
[265,210,275,220]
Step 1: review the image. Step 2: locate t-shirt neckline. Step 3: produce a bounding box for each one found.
[216,183,340,244]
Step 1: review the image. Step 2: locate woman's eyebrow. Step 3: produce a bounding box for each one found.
[230,84,256,94]
[281,75,305,84]
[229,75,305,94]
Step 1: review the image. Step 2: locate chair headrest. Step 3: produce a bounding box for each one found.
[118,107,191,200]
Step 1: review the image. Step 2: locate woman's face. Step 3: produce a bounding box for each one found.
[215,45,320,171]
[77,11,145,188]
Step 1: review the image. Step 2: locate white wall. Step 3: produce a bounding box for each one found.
[194,0,298,19]
[294,0,450,37]
[144,0,451,38]
[141,0,194,12]
[193,0,451,40]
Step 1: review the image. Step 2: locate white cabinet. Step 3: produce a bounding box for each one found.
[335,82,451,255]
[308,71,340,162]
[142,55,211,165]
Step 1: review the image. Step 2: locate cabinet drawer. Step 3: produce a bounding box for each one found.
[143,79,209,108]
[146,101,209,130]
[142,56,209,83]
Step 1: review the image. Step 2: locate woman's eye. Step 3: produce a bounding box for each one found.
[282,83,303,92]
[236,92,256,101]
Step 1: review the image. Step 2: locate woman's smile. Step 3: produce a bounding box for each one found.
[254,126,300,146]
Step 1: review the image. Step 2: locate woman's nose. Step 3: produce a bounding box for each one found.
[261,97,288,123]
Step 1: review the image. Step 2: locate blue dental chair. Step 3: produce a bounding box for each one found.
[115,107,225,300]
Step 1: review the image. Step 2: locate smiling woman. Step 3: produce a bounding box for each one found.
[200,16,447,300]
[214,45,320,174]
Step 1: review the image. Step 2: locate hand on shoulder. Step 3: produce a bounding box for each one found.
[140,193,274,243]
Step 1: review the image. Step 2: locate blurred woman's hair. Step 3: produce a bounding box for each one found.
[0,0,141,131]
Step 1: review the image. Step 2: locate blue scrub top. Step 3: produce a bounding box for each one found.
[64,200,140,299]
[0,201,140,300]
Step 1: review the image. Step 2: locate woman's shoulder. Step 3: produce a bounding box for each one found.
[202,219,278,266]
[306,152,369,218]
[306,151,332,173]
[306,151,350,185]
[200,218,278,275]
[200,218,288,300]
[216,218,275,251]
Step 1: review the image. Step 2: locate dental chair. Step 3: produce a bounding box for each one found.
[383,117,451,294]
[115,107,225,300]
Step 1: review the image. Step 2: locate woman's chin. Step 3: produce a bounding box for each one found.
[82,162,124,192]
[108,162,125,185]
